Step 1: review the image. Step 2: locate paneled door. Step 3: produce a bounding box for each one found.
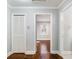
[12,14,26,53]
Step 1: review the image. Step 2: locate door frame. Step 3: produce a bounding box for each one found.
[11,13,27,53]
[34,13,53,53]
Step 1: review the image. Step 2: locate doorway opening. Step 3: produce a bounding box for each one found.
[35,13,52,54]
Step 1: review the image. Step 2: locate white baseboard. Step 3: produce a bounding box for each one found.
[7,51,25,57]
[51,50,59,54]
[51,50,72,55]
[60,51,72,55]
[7,51,14,57]
[25,51,36,55]
[8,50,72,57]
[7,51,36,57]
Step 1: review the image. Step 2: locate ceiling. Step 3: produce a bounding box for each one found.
[7,0,71,7]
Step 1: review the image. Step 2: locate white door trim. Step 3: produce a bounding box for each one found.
[11,13,27,53]
[34,13,53,53]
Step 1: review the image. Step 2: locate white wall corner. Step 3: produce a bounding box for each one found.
[57,51,72,59]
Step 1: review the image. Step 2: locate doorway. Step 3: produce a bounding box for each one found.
[35,13,52,53]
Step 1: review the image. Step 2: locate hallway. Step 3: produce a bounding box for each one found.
[7,0,72,59]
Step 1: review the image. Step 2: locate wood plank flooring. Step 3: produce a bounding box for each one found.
[7,52,63,59]
[8,40,63,59]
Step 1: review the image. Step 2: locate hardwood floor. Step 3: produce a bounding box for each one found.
[7,53,63,59]
[8,40,63,59]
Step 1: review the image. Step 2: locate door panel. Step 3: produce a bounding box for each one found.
[12,15,26,52]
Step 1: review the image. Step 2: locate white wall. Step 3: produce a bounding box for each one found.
[8,6,72,54]
[59,4,72,51]
[63,6,72,51]
[7,7,60,53]
[7,7,12,53]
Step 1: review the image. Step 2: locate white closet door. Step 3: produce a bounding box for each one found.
[12,14,26,53]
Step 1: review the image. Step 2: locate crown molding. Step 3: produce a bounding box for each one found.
[57,0,66,9]
[61,2,72,11]
[8,0,72,10]
[57,0,72,10]
[7,4,58,9]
